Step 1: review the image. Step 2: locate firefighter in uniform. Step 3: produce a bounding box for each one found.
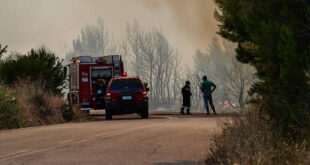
[95,79,107,108]
[181,81,192,115]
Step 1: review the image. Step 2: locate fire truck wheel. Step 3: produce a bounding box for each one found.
[105,109,113,120]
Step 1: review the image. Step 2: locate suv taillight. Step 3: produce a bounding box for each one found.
[135,90,147,102]
[106,91,120,101]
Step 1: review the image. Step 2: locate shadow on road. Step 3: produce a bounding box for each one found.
[152,112,240,118]
[90,112,239,122]
[91,114,168,121]
[154,160,205,165]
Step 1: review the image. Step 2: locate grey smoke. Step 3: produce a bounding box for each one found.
[0,0,217,65]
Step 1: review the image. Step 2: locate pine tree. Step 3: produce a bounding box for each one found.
[215,0,310,138]
[0,48,67,94]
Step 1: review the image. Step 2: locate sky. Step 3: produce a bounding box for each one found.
[0,0,218,65]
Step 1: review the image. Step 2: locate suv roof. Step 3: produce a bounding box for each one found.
[107,77,145,91]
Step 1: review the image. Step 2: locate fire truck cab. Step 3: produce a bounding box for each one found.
[68,55,125,111]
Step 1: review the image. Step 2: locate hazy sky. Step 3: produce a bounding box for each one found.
[0,0,218,65]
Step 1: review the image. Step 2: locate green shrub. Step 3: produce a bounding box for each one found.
[0,87,23,129]
[0,47,66,94]
[215,0,310,139]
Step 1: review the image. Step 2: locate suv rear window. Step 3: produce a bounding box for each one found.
[110,79,143,91]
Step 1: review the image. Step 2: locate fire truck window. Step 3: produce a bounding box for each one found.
[101,56,112,64]
[91,69,112,79]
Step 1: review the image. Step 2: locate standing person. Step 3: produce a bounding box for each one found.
[181,81,192,115]
[200,76,217,115]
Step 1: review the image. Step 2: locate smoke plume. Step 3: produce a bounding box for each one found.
[143,0,218,48]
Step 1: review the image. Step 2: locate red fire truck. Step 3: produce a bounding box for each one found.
[67,55,126,111]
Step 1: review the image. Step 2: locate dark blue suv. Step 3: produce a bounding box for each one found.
[104,77,149,120]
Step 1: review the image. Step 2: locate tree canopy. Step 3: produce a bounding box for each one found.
[0,48,66,94]
[215,0,310,138]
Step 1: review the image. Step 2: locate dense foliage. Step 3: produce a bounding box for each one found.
[0,86,23,129]
[0,48,67,94]
[215,0,310,138]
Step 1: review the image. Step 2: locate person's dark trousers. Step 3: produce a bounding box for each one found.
[181,106,191,115]
[186,107,191,115]
[180,107,185,115]
[203,94,216,114]
[181,96,191,115]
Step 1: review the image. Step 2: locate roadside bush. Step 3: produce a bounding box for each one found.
[70,104,92,122]
[0,100,22,129]
[0,47,66,94]
[14,81,65,126]
[0,80,90,129]
[0,86,23,129]
[206,109,308,165]
[32,93,50,116]
[62,104,74,121]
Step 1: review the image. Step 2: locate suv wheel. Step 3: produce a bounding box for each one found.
[105,108,112,120]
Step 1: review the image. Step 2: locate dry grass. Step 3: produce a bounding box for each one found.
[71,104,93,122]
[13,81,65,127]
[1,80,92,129]
[206,109,308,165]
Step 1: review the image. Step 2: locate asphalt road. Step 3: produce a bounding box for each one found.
[0,113,229,165]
